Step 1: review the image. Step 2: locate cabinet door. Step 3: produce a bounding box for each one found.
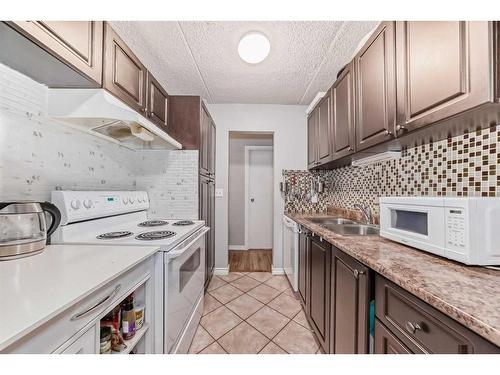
[331,247,370,354]
[331,62,356,160]
[307,110,318,169]
[317,93,332,164]
[208,180,216,281]
[396,21,491,134]
[298,231,310,309]
[146,71,169,130]
[103,23,147,114]
[208,120,216,176]
[374,319,412,354]
[59,325,97,354]
[10,21,104,85]
[200,107,210,176]
[199,176,211,287]
[354,21,396,151]
[309,236,331,351]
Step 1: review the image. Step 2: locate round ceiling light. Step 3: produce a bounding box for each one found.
[238,32,270,64]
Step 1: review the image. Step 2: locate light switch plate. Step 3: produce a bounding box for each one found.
[215,188,223,198]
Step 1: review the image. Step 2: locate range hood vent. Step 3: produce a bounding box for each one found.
[47,89,182,151]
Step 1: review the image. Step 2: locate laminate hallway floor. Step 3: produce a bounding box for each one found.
[228,249,272,272]
[188,272,323,354]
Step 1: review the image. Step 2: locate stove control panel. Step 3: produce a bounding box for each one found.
[52,191,150,225]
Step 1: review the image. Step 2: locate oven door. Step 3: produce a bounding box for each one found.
[164,227,209,353]
[380,203,445,256]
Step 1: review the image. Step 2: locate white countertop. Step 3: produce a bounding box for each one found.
[0,244,159,351]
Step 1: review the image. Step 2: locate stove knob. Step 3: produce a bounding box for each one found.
[70,199,81,210]
[122,197,128,205]
[138,197,144,203]
[83,199,93,209]
[129,197,134,204]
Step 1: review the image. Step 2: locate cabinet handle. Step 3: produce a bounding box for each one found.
[71,284,121,321]
[348,146,353,152]
[353,269,365,279]
[404,321,422,334]
[396,124,406,133]
[385,129,392,136]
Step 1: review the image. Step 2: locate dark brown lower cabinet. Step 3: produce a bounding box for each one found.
[297,229,310,310]
[200,175,215,288]
[309,236,331,352]
[330,246,371,354]
[375,275,500,354]
[374,318,412,354]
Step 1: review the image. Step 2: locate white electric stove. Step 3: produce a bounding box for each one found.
[51,190,208,354]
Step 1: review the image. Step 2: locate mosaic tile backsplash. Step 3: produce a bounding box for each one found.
[0,63,198,218]
[282,124,500,217]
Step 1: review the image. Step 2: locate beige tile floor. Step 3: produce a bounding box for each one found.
[189,272,323,354]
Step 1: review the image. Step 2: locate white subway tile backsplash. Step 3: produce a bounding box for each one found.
[0,63,198,219]
[135,150,199,220]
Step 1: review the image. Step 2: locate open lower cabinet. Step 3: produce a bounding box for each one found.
[55,273,155,354]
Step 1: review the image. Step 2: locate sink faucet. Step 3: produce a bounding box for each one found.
[353,204,372,224]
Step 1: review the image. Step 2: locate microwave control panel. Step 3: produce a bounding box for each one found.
[445,208,466,248]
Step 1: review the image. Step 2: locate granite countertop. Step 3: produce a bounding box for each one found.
[286,212,500,347]
[0,244,159,351]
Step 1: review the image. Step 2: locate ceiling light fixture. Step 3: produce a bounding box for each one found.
[238,32,270,64]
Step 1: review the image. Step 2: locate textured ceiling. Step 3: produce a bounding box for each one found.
[110,21,379,105]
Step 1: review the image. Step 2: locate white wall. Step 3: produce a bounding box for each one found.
[228,133,273,247]
[208,104,307,272]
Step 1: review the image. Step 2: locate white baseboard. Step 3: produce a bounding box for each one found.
[228,245,247,251]
[213,267,229,276]
[271,267,285,275]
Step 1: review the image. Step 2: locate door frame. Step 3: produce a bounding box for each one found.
[244,145,274,251]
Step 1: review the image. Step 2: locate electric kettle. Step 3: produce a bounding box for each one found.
[0,201,61,260]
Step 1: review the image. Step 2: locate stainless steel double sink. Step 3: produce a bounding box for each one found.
[309,217,379,236]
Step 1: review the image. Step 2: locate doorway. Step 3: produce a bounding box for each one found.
[228,132,274,272]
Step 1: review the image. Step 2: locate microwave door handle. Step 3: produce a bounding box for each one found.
[167,227,210,260]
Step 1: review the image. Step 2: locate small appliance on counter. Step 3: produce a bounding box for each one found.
[0,201,61,260]
[379,196,500,266]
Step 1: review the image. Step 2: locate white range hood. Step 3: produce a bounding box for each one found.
[47,89,182,150]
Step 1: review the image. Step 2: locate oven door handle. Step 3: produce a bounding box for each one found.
[167,227,210,260]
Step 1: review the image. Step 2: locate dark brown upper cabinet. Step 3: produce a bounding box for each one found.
[208,119,216,178]
[103,23,147,114]
[146,71,169,130]
[317,92,332,164]
[200,106,211,176]
[6,21,103,86]
[354,21,397,151]
[331,62,356,160]
[168,96,216,177]
[330,247,371,354]
[307,109,319,169]
[395,21,493,135]
[309,235,331,352]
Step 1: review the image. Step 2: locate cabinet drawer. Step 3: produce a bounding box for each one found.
[3,256,154,353]
[374,318,412,354]
[55,324,98,354]
[375,274,499,354]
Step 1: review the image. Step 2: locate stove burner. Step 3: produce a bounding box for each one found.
[97,231,133,240]
[135,230,176,241]
[138,220,168,227]
[173,220,195,226]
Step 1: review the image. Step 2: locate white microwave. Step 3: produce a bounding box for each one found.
[379,196,500,266]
